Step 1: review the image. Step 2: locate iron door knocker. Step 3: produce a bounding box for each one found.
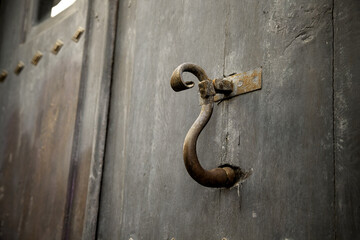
[170,63,261,188]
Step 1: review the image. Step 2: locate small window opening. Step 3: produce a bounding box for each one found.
[50,0,76,17]
[36,0,76,22]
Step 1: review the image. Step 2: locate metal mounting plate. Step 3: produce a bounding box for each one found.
[214,67,262,102]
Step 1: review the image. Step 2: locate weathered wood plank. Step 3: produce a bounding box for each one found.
[64,0,119,239]
[97,0,228,239]
[334,0,360,238]
[221,0,334,239]
[99,0,336,239]
[96,0,139,238]
[0,1,88,239]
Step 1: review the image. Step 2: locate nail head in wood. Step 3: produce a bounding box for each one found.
[52,39,64,54]
[72,27,85,42]
[14,61,25,75]
[31,51,43,66]
[0,70,8,82]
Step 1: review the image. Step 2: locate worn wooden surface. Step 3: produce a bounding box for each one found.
[0,0,114,239]
[0,0,358,239]
[72,0,118,239]
[0,1,86,238]
[334,0,360,239]
[98,0,227,239]
[221,0,334,239]
[98,0,336,239]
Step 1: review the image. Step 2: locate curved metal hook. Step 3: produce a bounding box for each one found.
[171,63,241,188]
[170,63,209,92]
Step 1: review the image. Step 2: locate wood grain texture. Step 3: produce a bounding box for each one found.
[98,0,335,239]
[222,0,334,239]
[63,0,118,239]
[0,0,89,239]
[97,0,227,239]
[334,0,360,239]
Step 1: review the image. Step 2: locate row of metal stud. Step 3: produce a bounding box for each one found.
[0,26,85,83]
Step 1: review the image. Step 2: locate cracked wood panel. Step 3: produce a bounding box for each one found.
[98,0,337,239]
[334,0,360,239]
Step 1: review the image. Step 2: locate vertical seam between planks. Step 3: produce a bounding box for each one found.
[332,0,337,239]
[221,2,230,170]
[218,1,231,234]
[61,0,95,238]
[222,1,229,77]
[94,0,121,238]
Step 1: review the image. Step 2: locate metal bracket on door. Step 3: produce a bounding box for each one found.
[170,63,261,188]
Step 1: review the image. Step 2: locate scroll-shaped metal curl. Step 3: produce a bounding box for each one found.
[170,63,209,92]
[170,63,241,188]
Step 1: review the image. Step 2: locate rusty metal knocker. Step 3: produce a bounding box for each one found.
[170,63,239,188]
[170,63,262,188]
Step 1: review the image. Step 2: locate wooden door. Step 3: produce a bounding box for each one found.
[0,0,358,239]
[97,0,359,239]
[0,0,116,239]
